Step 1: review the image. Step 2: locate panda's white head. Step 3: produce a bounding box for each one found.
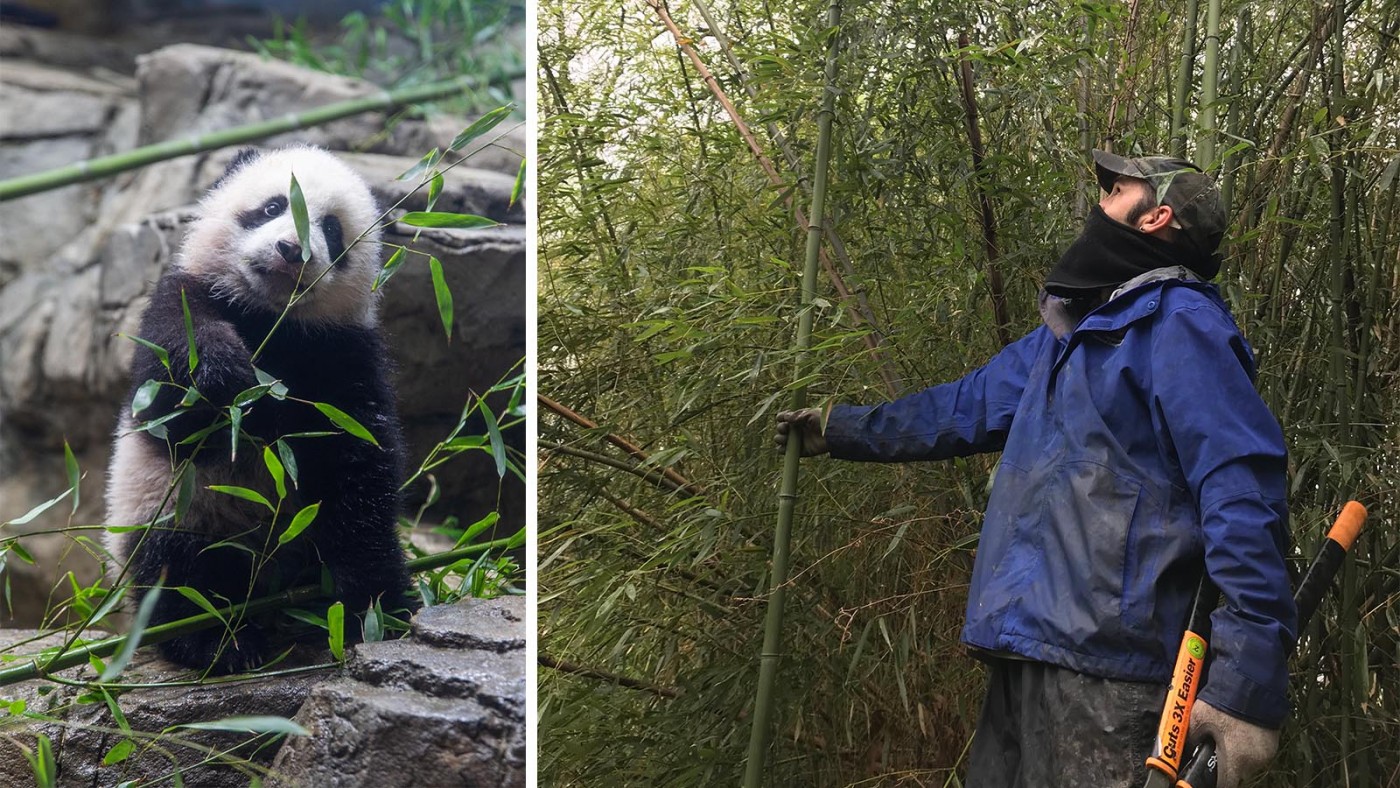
[179,146,383,326]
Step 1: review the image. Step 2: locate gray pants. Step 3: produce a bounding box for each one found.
[967,657,1166,787]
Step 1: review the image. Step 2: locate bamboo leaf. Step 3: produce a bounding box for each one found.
[99,583,162,682]
[449,105,513,151]
[399,212,499,229]
[479,394,505,478]
[102,739,135,767]
[29,733,55,788]
[276,439,299,490]
[429,256,453,341]
[289,173,312,262]
[397,148,443,182]
[228,405,243,462]
[313,403,379,446]
[327,601,345,661]
[64,440,80,514]
[119,334,170,372]
[458,511,500,547]
[373,246,407,292]
[363,604,383,642]
[174,586,227,624]
[4,487,73,527]
[175,463,197,522]
[131,379,161,416]
[180,289,198,374]
[100,687,132,734]
[426,171,444,212]
[258,371,289,400]
[263,446,287,500]
[208,485,273,511]
[510,157,526,208]
[177,716,309,735]
[278,502,320,546]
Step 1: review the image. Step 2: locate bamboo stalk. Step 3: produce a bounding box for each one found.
[1169,0,1200,159]
[955,31,1011,349]
[0,537,518,688]
[0,72,520,202]
[1197,0,1222,168]
[1074,10,1095,219]
[1220,10,1247,212]
[742,3,841,784]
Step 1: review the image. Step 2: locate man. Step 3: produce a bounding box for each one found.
[775,151,1296,787]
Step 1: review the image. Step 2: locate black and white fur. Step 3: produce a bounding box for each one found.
[105,146,415,673]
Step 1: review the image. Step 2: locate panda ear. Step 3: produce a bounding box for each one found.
[212,148,261,190]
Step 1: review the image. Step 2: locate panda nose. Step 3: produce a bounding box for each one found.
[276,240,303,264]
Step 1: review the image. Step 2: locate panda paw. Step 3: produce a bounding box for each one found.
[159,625,268,675]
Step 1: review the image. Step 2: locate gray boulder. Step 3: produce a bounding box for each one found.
[272,597,526,787]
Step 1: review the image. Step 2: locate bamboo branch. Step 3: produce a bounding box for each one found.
[538,393,706,497]
[955,32,1011,349]
[0,71,522,202]
[540,442,701,499]
[598,490,660,530]
[744,2,841,783]
[539,653,681,698]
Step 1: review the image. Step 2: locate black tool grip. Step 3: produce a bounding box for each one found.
[1175,740,1216,787]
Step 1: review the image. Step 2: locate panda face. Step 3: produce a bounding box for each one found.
[180,146,384,326]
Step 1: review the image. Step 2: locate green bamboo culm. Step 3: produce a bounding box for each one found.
[1168,0,1200,159]
[0,71,521,203]
[741,2,842,785]
[0,536,518,688]
[1197,0,1222,168]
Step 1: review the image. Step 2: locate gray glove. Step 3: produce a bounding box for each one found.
[774,408,828,457]
[1187,699,1280,788]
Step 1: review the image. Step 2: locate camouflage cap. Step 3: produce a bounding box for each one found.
[1091,149,1227,256]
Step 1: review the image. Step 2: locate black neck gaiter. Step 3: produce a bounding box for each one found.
[1044,205,1218,296]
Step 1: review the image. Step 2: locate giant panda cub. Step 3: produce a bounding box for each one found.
[105,146,417,674]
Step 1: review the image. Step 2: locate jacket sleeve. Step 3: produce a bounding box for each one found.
[824,327,1047,462]
[1150,300,1297,728]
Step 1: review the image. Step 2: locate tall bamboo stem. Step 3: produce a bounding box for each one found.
[955,32,1011,348]
[1198,0,1222,168]
[1220,10,1247,212]
[0,73,517,202]
[1169,0,1200,158]
[742,2,841,784]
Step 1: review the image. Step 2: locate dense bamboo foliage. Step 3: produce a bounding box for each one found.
[537,0,1400,784]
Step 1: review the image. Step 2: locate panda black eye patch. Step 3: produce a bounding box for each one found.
[321,214,346,266]
[237,195,289,230]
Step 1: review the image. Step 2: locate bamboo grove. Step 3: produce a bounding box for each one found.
[537,0,1399,784]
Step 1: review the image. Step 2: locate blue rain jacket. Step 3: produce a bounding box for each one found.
[824,277,1297,727]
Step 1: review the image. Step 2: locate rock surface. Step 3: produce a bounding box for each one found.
[272,597,527,787]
